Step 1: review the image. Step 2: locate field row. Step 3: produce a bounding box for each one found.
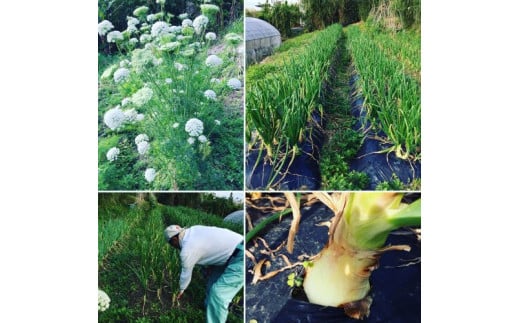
[244,23,421,190]
[346,24,421,161]
[98,194,243,322]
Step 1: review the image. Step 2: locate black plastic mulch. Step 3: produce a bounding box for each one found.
[246,198,420,323]
[348,73,421,189]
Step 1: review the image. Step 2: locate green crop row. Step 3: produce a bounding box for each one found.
[346,24,421,161]
[367,26,421,80]
[98,207,144,265]
[246,24,343,188]
[99,201,243,322]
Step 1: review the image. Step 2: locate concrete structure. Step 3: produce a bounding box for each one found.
[245,17,281,65]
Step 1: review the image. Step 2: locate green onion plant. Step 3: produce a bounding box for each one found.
[246,24,343,189]
[346,24,421,161]
[303,192,420,319]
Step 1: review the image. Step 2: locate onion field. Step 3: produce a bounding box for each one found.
[98,193,244,322]
[245,22,421,190]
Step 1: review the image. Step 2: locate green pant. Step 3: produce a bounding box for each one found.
[205,244,244,323]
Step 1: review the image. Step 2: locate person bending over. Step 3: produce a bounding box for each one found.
[164,224,243,323]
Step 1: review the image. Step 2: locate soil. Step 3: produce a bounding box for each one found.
[245,197,420,323]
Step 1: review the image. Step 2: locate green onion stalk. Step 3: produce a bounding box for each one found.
[303,192,420,319]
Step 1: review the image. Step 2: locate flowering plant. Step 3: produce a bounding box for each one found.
[98,4,243,190]
[98,289,110,312]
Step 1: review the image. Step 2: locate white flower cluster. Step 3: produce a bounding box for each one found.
[156,0,166,4]
[127,17,139,28]
[169,26,182,34]
[107,30,124,43]
[144,168,156,182]
[103,106,126,130]
[98,20,114,36]
[188,137,195,145]
[134,134,150,155]
[151,21,170,38]
[193,15,209,35]
[124,108,140,122]
[179,13,189,20]
[185,118,204,137]
[98,290,110,312]
[198,135,208,143]
[204,89,217,101]
[227,78,242,90]
[205,32,216,41]
[205,54,223,67]
[113,68,130,83]
[140,34,152,44]
[121,97,131,106]
[147,14,157,23]
[132,48,157,73]
[106,147,120,162]
[103,105,143,130]
[135,134,149,145]
[126,24,138,34]
[131,87,153,107]
[181,19,193,27]
[214,119,221,126]
[137,141,150,155]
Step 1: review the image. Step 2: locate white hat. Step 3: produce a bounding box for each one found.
[164,225,183,242]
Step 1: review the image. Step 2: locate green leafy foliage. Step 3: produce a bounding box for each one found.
[246,24,343,188]
[260,1,303,38]
[346,24,420,161]
[98,4,244,190]
[375,174,421,190]
[98,194,243,322]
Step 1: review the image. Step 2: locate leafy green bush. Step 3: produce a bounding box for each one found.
[321,154,369,190]
[392,0,420,29]
[263,2,302,38]
[98,3,243,190]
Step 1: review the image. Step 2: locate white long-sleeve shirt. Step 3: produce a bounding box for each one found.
[178,225,243,291]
